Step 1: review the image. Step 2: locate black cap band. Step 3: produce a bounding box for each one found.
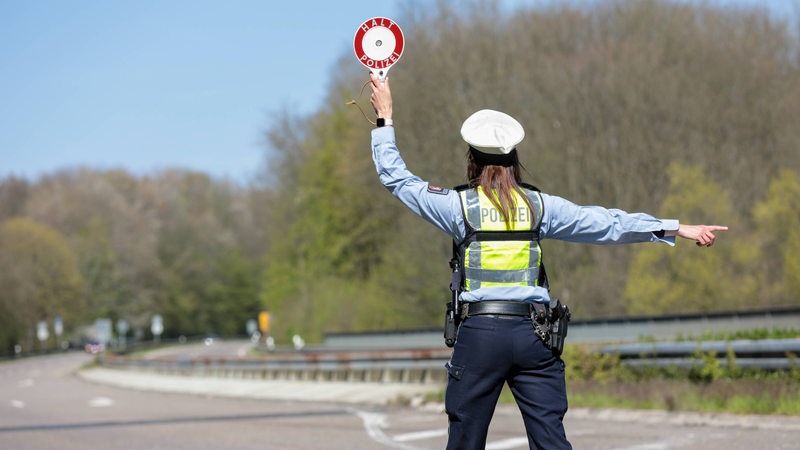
[469,147,517,167]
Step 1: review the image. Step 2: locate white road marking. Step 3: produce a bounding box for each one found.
[18,378,34,388]
[10,400,25,408]
[88,396,114,407]
[354,410,427,450]
[617,444,669,450]
[393,428,448,442]
[615,432,698,450]
[486,437,530,449]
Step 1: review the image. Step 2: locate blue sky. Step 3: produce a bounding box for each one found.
[0,1,398,183]
[0,1,793,184]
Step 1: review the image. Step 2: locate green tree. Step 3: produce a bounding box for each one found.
[24,169,163,332]
[259,105,394,341]
[0,218,83,353]
[155,172,248,337]
[754,169,800,305]
[623,163,755,315]
[74,216,123,320]
[206,250,261,336]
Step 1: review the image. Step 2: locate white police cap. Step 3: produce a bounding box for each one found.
[460,109,524,154]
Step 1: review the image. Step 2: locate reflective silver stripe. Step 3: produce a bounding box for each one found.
[465,267,540,284]
[462,190,483,290]
[525,190,544,229]
[461,190,482,230]
[529,242,541,284]
[523,191,543,285]
[467,243,482,290]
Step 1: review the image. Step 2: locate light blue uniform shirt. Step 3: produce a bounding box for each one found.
[371,126,678,305]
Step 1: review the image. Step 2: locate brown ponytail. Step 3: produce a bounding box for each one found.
[467,149,534,229]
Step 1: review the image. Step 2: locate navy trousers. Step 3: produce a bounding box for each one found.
[444,315,572,450]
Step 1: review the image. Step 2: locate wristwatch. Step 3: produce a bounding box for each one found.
[376,118,393,127]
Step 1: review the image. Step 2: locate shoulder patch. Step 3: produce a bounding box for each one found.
[427,185,449,195]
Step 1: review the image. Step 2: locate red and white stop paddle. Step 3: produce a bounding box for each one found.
[353,17,404,81]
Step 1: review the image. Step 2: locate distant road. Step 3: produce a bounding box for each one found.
[2,351,799,449]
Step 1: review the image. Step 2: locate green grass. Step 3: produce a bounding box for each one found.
[566,378,800,415]
[557,341,800,415]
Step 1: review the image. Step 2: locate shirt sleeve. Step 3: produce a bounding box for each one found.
[539,193,678,245]
[371,126,465,241]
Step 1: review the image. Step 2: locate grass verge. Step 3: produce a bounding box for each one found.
[566,378,800,415]
[558,342,800,416]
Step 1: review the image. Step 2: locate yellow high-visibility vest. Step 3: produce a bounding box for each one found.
[456,185,544,291]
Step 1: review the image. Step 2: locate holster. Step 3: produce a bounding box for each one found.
[444,301,459,348]
[547,298,571,356]
[444,256,461,348]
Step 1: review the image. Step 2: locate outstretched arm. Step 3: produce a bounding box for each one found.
[666,224,728,247]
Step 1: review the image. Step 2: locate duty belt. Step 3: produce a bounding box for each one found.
[460,300,545,319]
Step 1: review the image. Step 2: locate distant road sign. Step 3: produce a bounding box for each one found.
[151,315,164,336]
[37,321,49,342]
[54,316,63,336]
[258,311,270,333]
[246,319,257,336]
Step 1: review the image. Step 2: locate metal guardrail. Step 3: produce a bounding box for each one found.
[97,338,800,385]
[599,338,800,370]
[100,348,452,385]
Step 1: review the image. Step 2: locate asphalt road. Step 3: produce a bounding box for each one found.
[2,349,800,449]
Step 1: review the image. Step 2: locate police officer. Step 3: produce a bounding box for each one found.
[368,73,727,450]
